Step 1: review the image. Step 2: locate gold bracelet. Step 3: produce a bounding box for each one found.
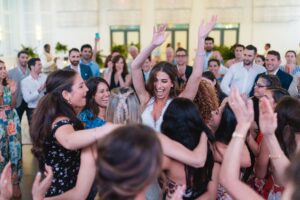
[269,154,281,160]
[232,132,246,140]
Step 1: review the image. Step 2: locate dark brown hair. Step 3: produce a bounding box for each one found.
[0,60,7,86]
[112,55,129,77]
[30,70,84,161]
[146,61,178,98]
[84,77,110,120]
[96,124,162,200]
[275,97,300,159]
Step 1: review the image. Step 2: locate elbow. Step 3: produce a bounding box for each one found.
[62,141,77,151]
[192,157,206,168]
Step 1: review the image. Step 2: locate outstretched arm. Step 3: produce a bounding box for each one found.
[179,16,217,100]
[131,24,169,106]
[259,97,290,185]
[219,88,263,200]
[54,117,119,150]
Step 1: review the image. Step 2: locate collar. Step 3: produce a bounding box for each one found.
[267,67,280,75]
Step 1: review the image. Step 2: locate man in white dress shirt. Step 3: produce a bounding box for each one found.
[21,58,47,124]
[221,45,266,96]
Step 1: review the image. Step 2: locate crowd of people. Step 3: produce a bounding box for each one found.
[1,15,300,200]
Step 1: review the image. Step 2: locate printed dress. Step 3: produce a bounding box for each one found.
[0,85,22,182]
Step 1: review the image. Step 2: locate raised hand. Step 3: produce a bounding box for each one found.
[259,97,277,135]
[151,24,170,47]
[198,15,218,39]
[32,165,53,200]
[228,88,254,129]
[0,162,13,200]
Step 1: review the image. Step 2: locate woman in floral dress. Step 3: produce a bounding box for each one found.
[0,60,22,198]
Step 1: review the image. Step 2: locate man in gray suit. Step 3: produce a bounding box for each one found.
[8,50,30,121]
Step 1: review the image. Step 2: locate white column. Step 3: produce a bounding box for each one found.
[98,0,110,56]
[140,0,155,50]
[239,0,253,45]
[189,0,206,63]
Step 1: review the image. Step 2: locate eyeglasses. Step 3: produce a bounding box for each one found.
[176,54,187,58]
[255,83,268,88]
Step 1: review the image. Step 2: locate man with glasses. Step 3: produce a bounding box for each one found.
[175,47,193,89]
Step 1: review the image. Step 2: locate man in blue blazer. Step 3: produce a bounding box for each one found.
[65,48,93,80]
[250,50,293,96]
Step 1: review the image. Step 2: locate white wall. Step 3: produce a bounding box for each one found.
[1,0,300,67]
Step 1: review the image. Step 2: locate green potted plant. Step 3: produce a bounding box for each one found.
[20,45,38,59]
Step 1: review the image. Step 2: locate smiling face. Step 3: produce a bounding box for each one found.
[265,54,281,73]
[63,74,88,110]
[153,71,174,100]
[254,77,269,98]
[208,60,220,76]
[0,62,8,81]
[94,82,110,108]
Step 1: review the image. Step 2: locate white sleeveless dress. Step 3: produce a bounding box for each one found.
[141,97,173,132]
[141,97,173,200]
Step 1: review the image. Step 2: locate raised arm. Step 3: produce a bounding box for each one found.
[131,24,169,106]
[259,97,290,185]
[158,131,208,168]
[92,37,100,62]
[219,88,263,200]
[54,117,119,150]
[179,16,217,100]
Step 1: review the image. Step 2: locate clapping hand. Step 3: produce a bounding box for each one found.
[259,97,277,135]
[151,24,170,47]
[228,88,254,132]
[198,15,218,39]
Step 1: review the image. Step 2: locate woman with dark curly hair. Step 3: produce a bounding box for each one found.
[193,79,224,134]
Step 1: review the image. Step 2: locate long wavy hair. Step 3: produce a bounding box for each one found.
[0,60,8,86]
[84,77,110,120]
[161,98,215,197]
[30,70,84,161]
[96,124,162,200]
[146,61,178,98]
[275,96,300,159]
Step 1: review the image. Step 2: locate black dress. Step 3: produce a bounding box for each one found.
[40,120,81,197]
